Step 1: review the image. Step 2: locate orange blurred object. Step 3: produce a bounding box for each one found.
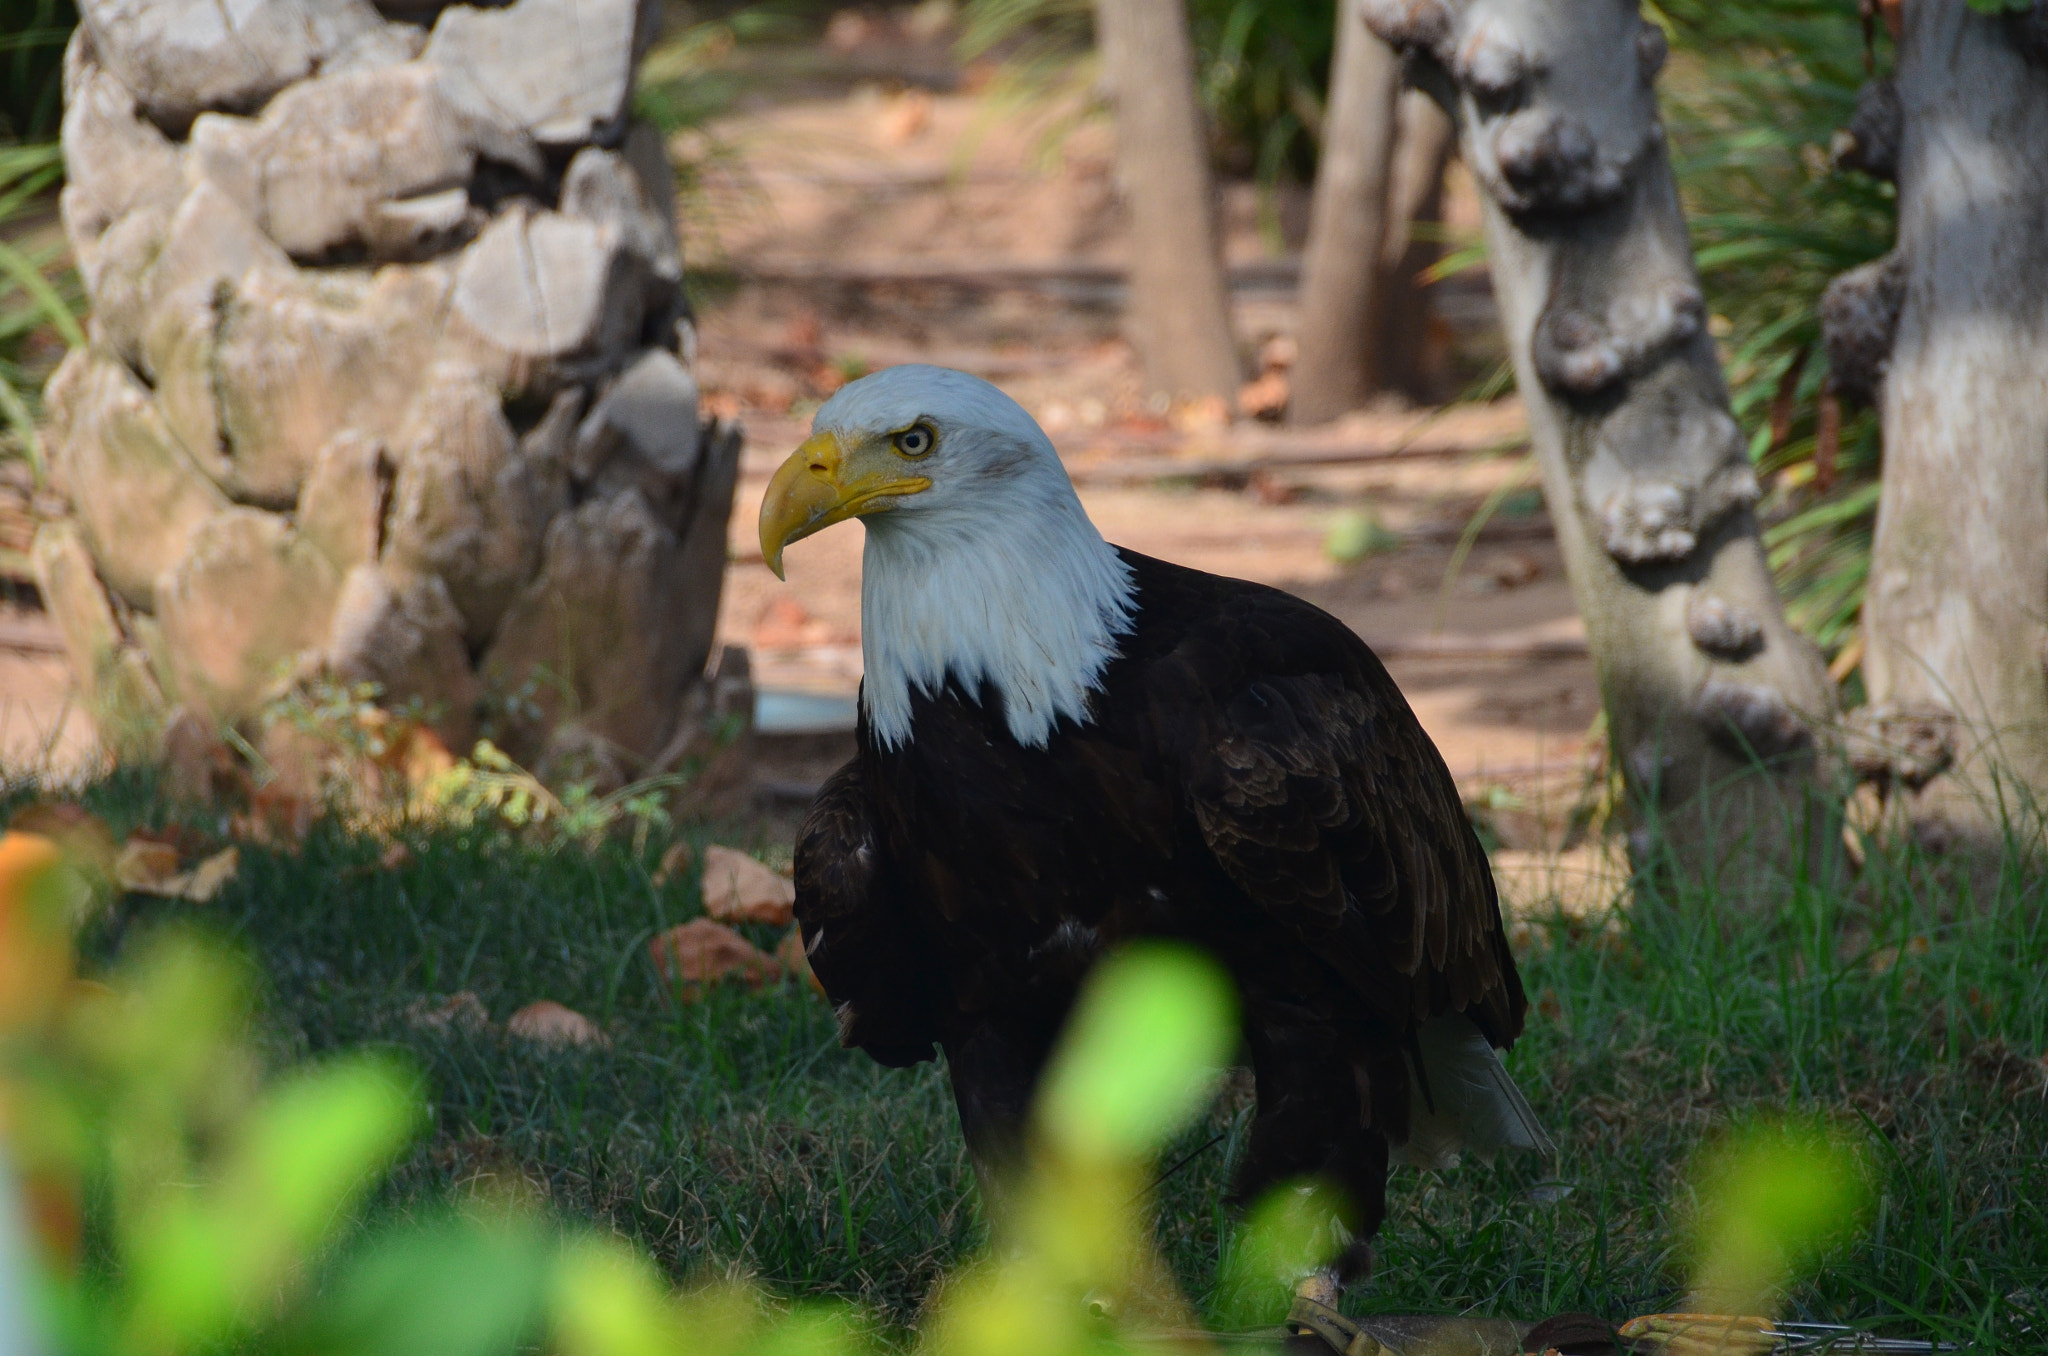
[0,832,73,1031]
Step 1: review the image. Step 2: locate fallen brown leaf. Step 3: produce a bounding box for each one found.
[114,839,239,903]
[379,840,415,871]
[178,847,240,903]
[649,918,780,999]
[406,990,491,1033]
[507,1000,609,1049]
[700,845,796,927]
[231,782,315,850]
[114,838,181,892]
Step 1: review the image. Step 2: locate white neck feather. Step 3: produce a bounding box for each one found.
[859,495,1136,750]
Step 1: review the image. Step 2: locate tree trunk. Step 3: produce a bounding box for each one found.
[1362,0,1838,873]
[1373,91,1455,404]
[1093,0,1242,401]
[1856,0,2048,844]
[1289,0,1402,424]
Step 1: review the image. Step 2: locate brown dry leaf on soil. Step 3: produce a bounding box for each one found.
[649,918,781,999]
[700,845,796,926]
[507,1000,610,1049]
[231,782,315,851]
[115,838,240,903]
[406,991,491,1033]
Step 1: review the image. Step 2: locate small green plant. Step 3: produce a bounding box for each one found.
[0,137,82,480]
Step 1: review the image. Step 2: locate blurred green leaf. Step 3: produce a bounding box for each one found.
[292,1211,553,1356]
[124,1054,423,1348]
[1036,943,1237,1161]
[1324,510,1401,564]
[552,1234,688,1356]
[1210,1179,1349,1328]
[1688,1115,1873,1315]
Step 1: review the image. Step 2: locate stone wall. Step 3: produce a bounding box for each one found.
[38,0,741,784]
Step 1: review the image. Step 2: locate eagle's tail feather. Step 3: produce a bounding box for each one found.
[1389,1012,1555,1170]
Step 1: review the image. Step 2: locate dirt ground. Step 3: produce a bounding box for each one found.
[2,19,1600,843]
[695,31,1597,832]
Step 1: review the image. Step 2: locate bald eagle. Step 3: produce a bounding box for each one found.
[759,365,1549,1289]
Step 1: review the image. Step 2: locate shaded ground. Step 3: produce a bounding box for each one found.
[688,41,1597,837]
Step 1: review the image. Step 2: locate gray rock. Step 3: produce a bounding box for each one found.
[620,120,681,265]
[424,0,658,146]
[56,56,183,250]
[381,363,567,645]
[41,350,229,610]
[186,62,540,261]
[480,487,702,764]
[449,204,649,388]
[77,0,416,134]
[562,144,680,282]
[299,431,390,574]
[30,518,124,700]
[365,187,485,262]
[69,200,167,373]
[32,520,167,754]
[574,348,700,513]
[134,182,295,481]
[326,563,479,747]
[670,420,744,687]
[155,508,345,720]
[142,179,294,319]
[211,261,457,505]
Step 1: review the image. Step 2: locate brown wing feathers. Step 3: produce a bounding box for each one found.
[1153,577,1525,1050]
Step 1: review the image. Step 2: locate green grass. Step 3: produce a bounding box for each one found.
[13,769,2045,1349]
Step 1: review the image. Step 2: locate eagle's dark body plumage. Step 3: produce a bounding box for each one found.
[794,548,1527,1258]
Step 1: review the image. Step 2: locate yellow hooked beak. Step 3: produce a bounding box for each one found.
[758,431,932,579]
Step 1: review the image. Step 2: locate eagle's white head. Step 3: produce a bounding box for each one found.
[758,364,1136,750]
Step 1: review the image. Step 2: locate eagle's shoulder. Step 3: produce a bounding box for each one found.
[1106,548,1525,1048]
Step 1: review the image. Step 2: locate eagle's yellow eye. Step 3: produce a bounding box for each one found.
[893,423,937,458]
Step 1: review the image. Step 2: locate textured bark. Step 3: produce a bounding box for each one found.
[1093,0,1242,400]
[1859,1,2048,839]
[1289,2,1403,423]
[1362,0,1837,871]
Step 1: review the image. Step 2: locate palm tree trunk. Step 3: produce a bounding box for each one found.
[1362,0,1838,875]
[1855,0,2048,845]
[1092,0,1242,401]
[1289,1,1402,424]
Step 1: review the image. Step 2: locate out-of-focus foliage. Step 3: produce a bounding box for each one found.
[1655,2,1895,668]
[0,841,1301,1356]
[1685,1116,1873,1316]
[0,0,74,142]
[0,138,81,479]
